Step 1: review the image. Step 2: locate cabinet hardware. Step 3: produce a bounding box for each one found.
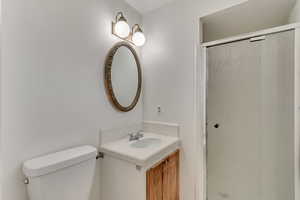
[24,178,29,185]
[96,152,104,159]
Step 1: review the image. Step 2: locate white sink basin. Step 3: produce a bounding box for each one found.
[99,132,180,167]
[130,138,162,148]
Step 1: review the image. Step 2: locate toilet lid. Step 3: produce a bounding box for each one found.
[23,145,97,178]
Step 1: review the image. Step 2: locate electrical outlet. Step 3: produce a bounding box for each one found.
[157,105,161,113]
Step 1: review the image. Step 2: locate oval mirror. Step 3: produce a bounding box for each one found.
[104,42,142,112]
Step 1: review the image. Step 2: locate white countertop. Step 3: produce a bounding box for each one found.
[99,132,180,167]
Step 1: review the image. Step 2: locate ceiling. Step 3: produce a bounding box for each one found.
[125,0,175,14]
[125,0,297,15]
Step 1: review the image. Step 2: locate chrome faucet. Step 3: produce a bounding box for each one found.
[129,131,144,141]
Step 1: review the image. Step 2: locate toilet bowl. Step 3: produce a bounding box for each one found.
[23,145,97,200]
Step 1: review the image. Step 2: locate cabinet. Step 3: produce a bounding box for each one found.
[147,151,179,200]
[101,150,180,200]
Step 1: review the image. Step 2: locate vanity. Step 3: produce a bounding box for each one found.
[101,38,180,200]
[99,122,180,200]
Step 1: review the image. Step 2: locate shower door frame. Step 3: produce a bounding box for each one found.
[195,23,300,200]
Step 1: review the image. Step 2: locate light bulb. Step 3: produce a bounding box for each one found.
[114,20,130,38]
[132,31,146,46]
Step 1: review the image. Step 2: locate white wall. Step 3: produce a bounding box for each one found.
[289,0,300,23]
[142,0,247,200]
[0,0,2,198]
[1,0,142,200]
[294,27,300,200]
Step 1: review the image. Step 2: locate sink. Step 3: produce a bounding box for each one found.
[130,138,162,148]
[100,132,180,166]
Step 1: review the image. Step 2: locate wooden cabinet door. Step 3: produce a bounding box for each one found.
[162,151,179,200]
[147,151,180,200]
[147,162,163,200]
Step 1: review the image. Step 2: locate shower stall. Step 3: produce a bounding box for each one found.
[204,25,300,200]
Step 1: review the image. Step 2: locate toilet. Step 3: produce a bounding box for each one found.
[23,145,97,200]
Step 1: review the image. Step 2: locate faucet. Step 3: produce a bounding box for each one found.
[129,131,144,141]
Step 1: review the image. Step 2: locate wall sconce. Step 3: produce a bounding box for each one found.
[131,24,146,47]
[112,12,131,38]
[112,12,146,46]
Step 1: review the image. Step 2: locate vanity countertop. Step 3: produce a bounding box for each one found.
[99,132,180,167]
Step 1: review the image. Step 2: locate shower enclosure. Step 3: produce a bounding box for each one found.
[205,27,300,200]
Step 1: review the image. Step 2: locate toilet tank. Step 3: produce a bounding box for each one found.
[23,146,97,200]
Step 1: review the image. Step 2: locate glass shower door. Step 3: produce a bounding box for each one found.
[206,30,295,200]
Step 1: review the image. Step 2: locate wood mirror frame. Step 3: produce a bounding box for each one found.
[104,42,142,112]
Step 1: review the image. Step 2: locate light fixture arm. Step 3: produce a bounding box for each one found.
[115,12,126,22]
[132,24,143,33]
